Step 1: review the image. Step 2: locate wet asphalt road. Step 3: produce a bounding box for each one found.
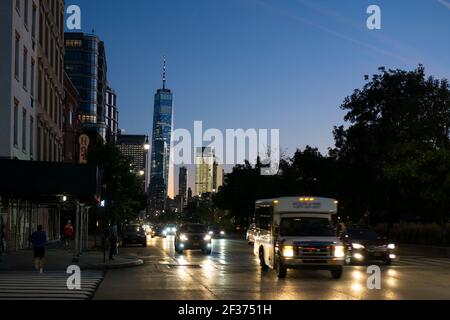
[94,236,450,300]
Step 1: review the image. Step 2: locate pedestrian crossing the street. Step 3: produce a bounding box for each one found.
[394,256,450,268]
[0,271,104,300]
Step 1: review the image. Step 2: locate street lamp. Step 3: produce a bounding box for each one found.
[144,137,150,151]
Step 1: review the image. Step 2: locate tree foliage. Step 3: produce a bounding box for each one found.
[215,67,450,226]
[88,142,147,221]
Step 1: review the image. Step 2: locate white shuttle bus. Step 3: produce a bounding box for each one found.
[253,197,345,279]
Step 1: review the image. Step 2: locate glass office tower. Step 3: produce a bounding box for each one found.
[149,61,173,212]
[64,32,108,141]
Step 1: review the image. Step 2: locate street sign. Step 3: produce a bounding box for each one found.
[79,134,90,164]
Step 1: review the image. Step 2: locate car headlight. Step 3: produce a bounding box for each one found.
[209,231,214,235]
[334,245,345,258]
[387,243,396,250]
[204,235,212,241]
[282,245,294,258]
[172,228,177,232]
[163,230,167,235]
[220,231,225,235]
[352,243,365,249]
[180,234,188,241]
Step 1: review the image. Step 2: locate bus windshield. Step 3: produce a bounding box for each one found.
[280,217,337,237]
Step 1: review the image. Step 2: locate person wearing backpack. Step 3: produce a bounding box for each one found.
[30,225,47,274]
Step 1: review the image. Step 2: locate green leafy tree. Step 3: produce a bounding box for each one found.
[332,67,450,224]
[88,142,147,222]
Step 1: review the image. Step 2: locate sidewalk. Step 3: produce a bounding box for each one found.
[0,243,143,271]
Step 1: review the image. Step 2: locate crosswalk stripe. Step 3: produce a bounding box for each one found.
[0,271,103,300]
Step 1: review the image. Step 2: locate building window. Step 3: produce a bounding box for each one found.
[23,47,28,90]
[37,125,41,160]
[65,39,82,47]
[22,109,27,152]
[49,86,53,120]
[44,76,48,111]
[39,12,43,46]
[30,58,35,97]
[15,34,20,80]
[31,4,37,39]
[24,0,29,29]
[14,101,19,147]
[37,65,42,103]
[30,116,34,157]
[16,0,20,15]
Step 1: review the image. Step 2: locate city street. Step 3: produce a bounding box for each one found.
[94,236,450,300]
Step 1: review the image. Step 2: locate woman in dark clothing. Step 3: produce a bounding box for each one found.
[30,225,47,274]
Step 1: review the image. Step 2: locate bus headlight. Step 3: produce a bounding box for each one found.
[180,234,188,241]
[283,245,294,258]
[334,245,345,258]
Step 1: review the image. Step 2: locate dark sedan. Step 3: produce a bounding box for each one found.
[122,224,147,247]
[174,224,212,254]
[343,228,397,265]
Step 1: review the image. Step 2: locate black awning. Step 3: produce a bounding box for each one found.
[0,160,101,203]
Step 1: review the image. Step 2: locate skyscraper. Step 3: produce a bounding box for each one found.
[195,147,223,196]
[195,147,214,196]
[117,134,150,193]
[149,59,173,212]
[64,32,109,141]
[213,161,224,192]
[106,85,119,143]
[178,166,188,205]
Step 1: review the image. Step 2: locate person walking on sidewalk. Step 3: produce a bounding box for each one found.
[108,221,118,261]
[63,220,74,250]
[30,225,47,274]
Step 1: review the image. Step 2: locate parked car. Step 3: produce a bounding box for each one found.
[122,224,147,247]
[246,223,257,245]
[343,228,397,265]
[174,223,212,255]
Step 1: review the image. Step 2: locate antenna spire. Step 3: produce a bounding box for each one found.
[162,57,167,89]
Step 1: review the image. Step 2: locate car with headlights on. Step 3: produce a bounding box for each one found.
[208,225,226,239]
[175,223,212,254]
[122,224,147,247]
[343,228,397,265]
[164,223,178,236]
[150,225,167,238]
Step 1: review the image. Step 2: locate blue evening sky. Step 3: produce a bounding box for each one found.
[65,0,450,193]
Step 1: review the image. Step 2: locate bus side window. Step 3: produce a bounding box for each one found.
[255,206,273,231]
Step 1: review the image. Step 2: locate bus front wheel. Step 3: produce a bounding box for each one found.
[276,259,287,278]
[331,267,343,279]
[259,248,268,272]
